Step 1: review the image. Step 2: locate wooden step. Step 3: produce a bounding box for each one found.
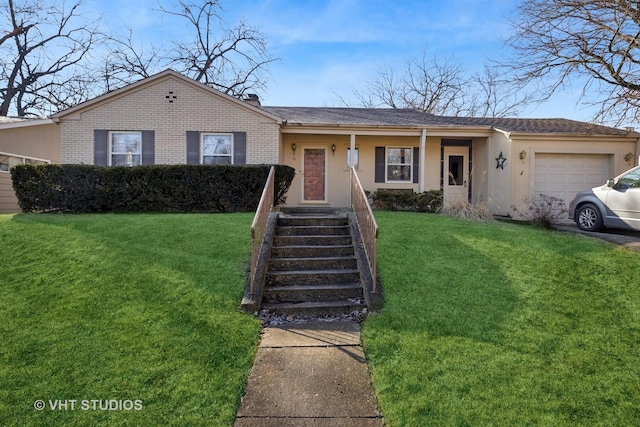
[264,283,363,303]
[266,269,360,286]
[261,300,365,317]
[268,256,358,271]
[270,244,354,258]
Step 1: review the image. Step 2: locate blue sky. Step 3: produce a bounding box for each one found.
[93,0,593,121]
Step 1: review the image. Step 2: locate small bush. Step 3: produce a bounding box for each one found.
[511,194,568,228]
[440,199,494,221]
[414,190,443,213]
[370,189,442,213]
[11,164,295,213]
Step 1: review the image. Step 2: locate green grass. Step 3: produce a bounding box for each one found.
[4,211,640,426]
[363,211,640,426]
[0,213,261,426]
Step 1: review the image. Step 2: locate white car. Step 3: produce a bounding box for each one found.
[568,165,640,232]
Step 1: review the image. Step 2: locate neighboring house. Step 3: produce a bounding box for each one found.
[8,69,638,218]
[0,117,60,213]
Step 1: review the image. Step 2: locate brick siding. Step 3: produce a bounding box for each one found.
[59,76,280,165]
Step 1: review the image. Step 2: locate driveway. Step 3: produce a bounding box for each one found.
[555,224,640,253]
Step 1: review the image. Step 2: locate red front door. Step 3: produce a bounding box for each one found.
[303,148,326,201]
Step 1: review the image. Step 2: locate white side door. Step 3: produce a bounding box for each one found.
[443,146,469,207]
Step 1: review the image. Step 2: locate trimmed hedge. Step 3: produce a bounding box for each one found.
[11,164,295,213]
[370,188,443,212]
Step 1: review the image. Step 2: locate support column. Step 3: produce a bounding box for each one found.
[350,134,356,169]
[419,129,426,193]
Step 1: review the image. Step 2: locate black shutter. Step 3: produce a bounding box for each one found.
[94,129,108,166]
[141,130,155,165]
[375,146,385,183]
[413,147,420,184]
[233,132,246,165]
[186,131,200,164]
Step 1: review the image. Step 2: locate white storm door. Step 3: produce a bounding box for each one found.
[443,146,469,206]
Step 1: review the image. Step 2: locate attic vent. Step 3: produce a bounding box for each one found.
[165,91,177,103]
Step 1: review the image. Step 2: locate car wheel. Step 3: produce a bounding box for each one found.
[576,203,603,231]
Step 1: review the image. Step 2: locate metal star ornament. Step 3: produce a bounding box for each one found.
[496,151,506,169]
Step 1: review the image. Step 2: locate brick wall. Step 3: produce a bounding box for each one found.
[59,76,280,165]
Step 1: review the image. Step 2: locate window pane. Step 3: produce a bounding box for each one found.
[618,169,640,188]
[111,133,141,154]
[203,155,231,165]
[347,148,359,169]
[112,154,141,166]
[24,158,48,166]
[387,148,411,165]
[203,134,232,156]
[0,155,24,171]
[387,165,411,181]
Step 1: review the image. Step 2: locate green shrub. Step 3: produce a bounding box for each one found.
[414,189,443,212]
[11,164,295,213]
[370,189,443,213]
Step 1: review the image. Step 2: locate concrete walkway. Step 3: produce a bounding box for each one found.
[234,321,383,426]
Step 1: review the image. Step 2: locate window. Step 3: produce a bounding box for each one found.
[386,147,412,182]
[347,148,359,170]
[110,132,141,166]
[616,168,640,189]
[202,134,233,164]
[0,152,49,172]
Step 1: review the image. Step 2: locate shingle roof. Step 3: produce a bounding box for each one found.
[262,107,634,136]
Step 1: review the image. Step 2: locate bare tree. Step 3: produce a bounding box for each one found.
[467,66,532,118]
[348,53,527,117]
[505,0,640,125]
[156,0,276,99]
[99,29,163,93]
[0,0,104,116]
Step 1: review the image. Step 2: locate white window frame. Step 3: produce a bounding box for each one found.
[109,131,142,166]
[386,147,412,182]
[0,151,50,173]
[201,133,234,165]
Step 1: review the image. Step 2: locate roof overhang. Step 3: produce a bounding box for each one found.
[0,117,55,129]
[279,123,495,138]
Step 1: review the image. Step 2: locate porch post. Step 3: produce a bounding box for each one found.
[350,134,356,205]
[350,134,356,168]
[419,129,426,192]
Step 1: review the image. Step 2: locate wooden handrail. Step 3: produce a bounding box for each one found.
[350,167,379,293]
[249,166,275,295]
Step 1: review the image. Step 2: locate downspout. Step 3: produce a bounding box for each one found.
[419,129,426,193]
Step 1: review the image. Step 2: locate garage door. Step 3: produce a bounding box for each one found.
[534,153,610,205]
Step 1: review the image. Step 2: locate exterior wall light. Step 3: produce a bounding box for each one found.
[519,150,527,160]
[291,143,296,155]
[331,144,336,155]
[624,152,633,162]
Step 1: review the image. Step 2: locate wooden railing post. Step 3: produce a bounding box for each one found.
[249,166,275,295]
[350,167,379,293]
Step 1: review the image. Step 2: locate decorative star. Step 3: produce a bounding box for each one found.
[496,151,506,169]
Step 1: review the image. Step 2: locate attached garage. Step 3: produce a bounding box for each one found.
[534,153,612,206]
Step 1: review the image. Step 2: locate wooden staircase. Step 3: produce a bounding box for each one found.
[261,211,366,317]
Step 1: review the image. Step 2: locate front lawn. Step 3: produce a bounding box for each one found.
[0,213,260,426]
[363,212,640,426]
